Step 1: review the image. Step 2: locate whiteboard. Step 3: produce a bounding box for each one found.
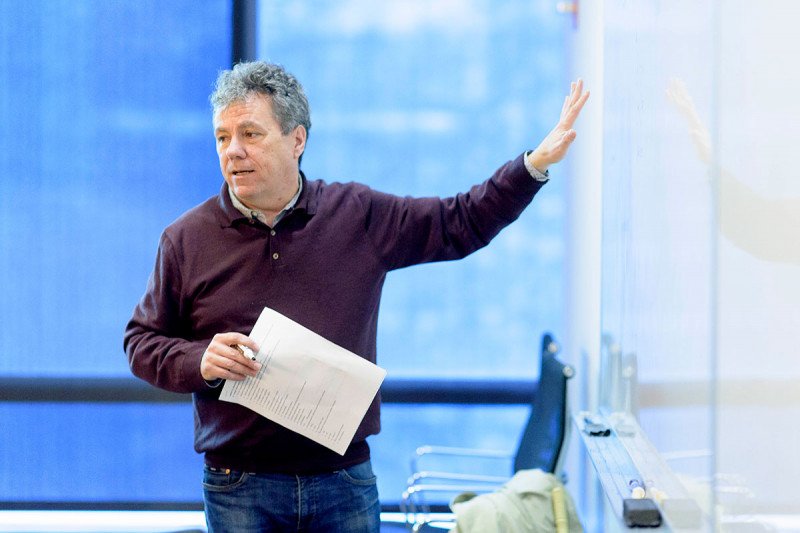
[577,0,800,528]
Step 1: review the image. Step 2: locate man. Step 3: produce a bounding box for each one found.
[124,61,588,532]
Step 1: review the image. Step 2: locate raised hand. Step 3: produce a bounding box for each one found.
[528,79,590,173]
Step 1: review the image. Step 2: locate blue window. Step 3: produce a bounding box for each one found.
[0,0,229,505]
[257,2,569,377]
[0,0,567,507]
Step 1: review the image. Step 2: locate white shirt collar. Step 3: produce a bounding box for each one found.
[228,175,303,226]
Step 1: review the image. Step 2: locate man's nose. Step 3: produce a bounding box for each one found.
[226,135,246,159]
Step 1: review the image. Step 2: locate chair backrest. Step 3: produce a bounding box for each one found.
[512,332,574,475]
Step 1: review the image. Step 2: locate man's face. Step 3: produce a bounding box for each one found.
[213,94,306,210]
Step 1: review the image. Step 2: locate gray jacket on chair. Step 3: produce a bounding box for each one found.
[449,469,583,533]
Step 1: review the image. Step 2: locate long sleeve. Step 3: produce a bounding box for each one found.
[359,154,544,271]
[123,233,209,393]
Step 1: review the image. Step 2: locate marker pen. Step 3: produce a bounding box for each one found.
[232,344,257,361]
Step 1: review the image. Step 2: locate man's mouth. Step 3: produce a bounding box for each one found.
[232,170,253,176]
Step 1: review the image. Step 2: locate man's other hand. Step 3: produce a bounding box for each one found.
[201,332,262,382]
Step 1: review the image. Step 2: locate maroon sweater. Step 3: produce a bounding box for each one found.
[124,154,544,474]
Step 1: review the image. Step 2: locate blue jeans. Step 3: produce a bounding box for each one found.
[202,460,380,532]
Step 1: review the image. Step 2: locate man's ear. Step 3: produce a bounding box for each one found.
[293,125,307,160]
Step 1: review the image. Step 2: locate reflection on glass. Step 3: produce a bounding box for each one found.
[599,1,716,528]
[598,0,800,529]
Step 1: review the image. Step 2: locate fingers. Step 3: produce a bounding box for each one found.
[201,332,262,382]
[561,79,589,126]
[561,129,577,150]
[218,331,259,352]
[568,79,582,107]
[530,79,588,172]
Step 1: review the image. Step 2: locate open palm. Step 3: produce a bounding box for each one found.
[529,79,589,172]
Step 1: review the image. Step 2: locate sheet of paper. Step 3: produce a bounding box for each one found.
[219,307,387,455]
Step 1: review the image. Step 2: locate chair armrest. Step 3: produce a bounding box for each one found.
[411,445,513,473]
[401,483,500,520]
[407,471,509,486]
[404,483,501,497]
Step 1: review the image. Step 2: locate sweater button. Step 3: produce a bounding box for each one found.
[272,252,279,260]
[270,230,276,236]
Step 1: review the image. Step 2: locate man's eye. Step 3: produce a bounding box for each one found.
[217,136,228,143]
[245,131,260,138]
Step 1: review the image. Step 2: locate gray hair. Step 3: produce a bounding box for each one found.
[211,61,311,137]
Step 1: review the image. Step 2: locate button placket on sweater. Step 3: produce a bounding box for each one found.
[268,227,280,262]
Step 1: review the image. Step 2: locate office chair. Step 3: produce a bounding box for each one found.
[400,333,574,532]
